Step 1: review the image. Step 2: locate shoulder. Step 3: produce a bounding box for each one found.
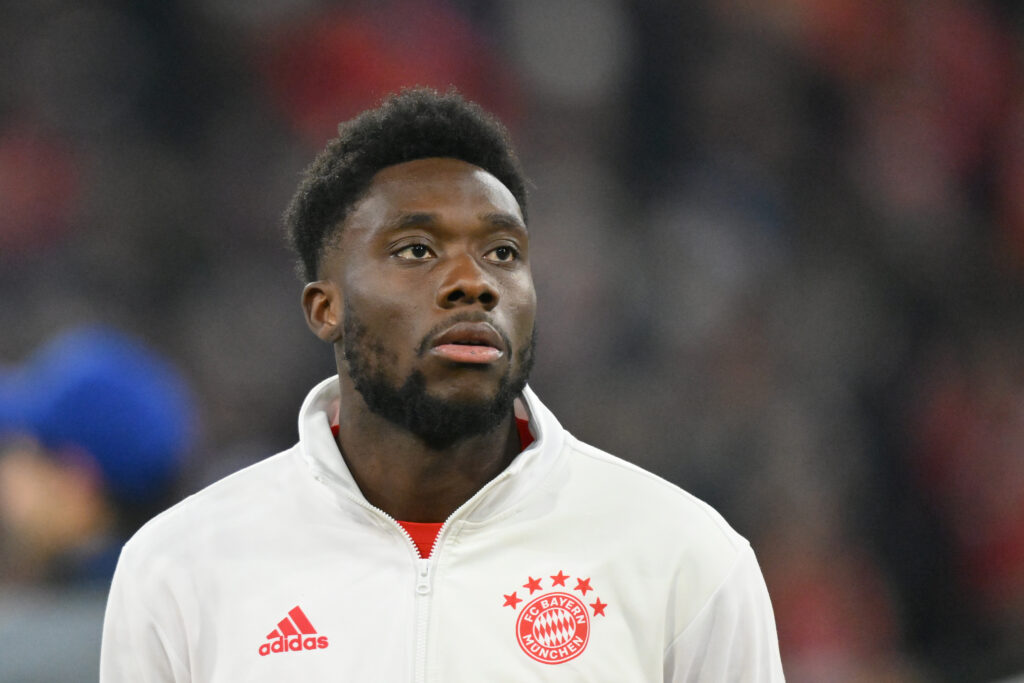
[556,434,751,615]
[556,434,777,651]
[117,446,305,570]
[561,433,748,553]
[520,388,746,558]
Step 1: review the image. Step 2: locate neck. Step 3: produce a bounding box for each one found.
[333,374,521,523]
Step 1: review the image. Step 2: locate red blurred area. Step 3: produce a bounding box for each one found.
[255,1,521,146]
[911,339,1024,618]
[0,123,79,255]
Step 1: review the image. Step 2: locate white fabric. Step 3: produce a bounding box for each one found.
[101,377,784,681]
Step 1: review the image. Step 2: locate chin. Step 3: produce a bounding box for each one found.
[351,365,525,449]
[426,377,505,404]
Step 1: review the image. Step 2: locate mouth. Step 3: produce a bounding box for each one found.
[429,322,506,364]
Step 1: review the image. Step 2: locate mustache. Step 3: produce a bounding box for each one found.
[415,312,513,356]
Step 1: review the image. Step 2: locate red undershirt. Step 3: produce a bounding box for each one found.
[330,418,535,558]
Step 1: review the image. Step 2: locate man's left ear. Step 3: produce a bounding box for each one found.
[301,280,344,343]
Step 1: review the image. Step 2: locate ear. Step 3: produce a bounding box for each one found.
[302,280,344,343]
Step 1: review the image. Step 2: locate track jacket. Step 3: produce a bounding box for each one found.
[101,377,785,681]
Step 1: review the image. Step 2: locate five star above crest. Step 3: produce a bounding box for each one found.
[504,571,609,617]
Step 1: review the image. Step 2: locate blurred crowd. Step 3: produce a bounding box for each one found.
[2,0,1024,680]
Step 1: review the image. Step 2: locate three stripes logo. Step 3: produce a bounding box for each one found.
[258,606,329,657]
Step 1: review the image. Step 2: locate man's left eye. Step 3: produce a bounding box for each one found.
[484,246,518,263]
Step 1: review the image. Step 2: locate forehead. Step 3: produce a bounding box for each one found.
[346,157,524,231]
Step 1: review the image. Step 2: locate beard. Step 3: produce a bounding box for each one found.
[342,304,536,450]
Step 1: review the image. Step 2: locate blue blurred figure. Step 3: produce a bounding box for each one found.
[0,326,194,585]
[0,326,195,681]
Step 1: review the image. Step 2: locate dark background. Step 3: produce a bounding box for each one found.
[3,1,1024,680]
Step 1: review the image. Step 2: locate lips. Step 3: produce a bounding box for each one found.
[429,322,505,364]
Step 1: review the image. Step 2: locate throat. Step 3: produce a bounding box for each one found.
[329,414,531,522]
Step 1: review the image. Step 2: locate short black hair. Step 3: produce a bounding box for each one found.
[285,87,528,281]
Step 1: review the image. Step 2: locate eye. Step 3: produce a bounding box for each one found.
[394,243,435,260]
[484,245,519,263]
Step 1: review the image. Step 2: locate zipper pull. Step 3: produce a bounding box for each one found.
[416,559,432,595]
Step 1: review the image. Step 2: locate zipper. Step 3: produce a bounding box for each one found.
[408,468,517,681]
[415,558,432,595]
[414,558,432,682]
[315,466,517,682]
[412,506,456,682]
[312,482,443,681]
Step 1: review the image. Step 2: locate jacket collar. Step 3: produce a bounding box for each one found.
[296,375,564,523]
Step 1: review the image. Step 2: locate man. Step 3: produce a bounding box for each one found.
[101,89,784,681]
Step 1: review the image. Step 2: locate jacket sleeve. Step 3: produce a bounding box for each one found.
[663,544,785,682]
[100,543,191,683]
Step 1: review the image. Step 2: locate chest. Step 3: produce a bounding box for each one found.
[181,519,670,682]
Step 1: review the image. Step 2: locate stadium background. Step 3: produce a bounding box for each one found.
[2,0,1024,680]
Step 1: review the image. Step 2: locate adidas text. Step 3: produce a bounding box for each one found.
[258,635,329,656]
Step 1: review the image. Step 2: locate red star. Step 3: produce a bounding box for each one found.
[550,570,569,587]
[590,598,608,617]
[523,576,543,594]
[574,577,593,595]
[503,592,522,609]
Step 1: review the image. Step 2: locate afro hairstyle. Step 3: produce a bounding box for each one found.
[285,88,528,282]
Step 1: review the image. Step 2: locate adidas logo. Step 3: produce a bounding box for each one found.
[258,606,329,657]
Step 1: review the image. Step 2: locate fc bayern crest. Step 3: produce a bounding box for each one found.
[502,570,609,665]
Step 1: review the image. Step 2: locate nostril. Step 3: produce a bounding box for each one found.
[441,285,496,307]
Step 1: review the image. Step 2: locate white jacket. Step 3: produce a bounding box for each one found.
[101,377,784,682]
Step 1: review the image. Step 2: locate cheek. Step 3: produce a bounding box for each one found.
[511,272,537,315]
[504,280,537,341]
[346,273,412,318]
[345,281,426,350]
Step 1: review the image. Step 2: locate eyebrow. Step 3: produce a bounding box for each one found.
[388,211,527,232]
[481,212,527,231]
[392,212,437,229]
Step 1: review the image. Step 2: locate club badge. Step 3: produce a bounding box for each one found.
[502,570,608,664]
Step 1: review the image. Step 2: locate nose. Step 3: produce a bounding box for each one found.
[436,252,499,310]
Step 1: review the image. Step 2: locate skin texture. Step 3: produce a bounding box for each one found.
[302,157,537,522]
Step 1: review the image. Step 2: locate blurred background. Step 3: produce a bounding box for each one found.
[2,0,1024,680]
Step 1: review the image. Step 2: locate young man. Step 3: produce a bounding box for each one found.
[101,89,784,681]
